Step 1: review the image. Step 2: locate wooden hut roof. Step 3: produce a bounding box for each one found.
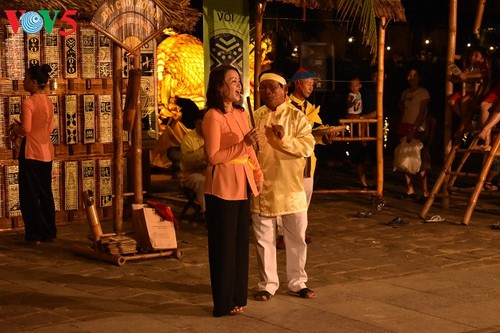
[0,0,201,32]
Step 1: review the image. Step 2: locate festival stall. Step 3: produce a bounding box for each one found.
[0,1,200,231]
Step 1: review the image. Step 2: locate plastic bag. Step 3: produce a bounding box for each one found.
[393,138,423,174]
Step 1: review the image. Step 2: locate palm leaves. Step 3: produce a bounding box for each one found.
[337,0,378,55]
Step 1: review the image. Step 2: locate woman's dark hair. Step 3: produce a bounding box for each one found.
[205,65,243,114]
[27,64,52,87]
[176,96,200,129]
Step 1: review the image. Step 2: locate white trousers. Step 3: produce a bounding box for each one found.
[180,173,206,212]
[252,210,309,294]
[277,177,313,236]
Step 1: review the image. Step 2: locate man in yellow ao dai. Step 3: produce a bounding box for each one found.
[251,71,317,301]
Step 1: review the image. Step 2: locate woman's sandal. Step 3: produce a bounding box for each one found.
[399,193,415,199]
[356,210,375,218]
[386,217,408,227]
[254,290,272,301]
[424,215,446,223]
[490,223,500,231]
[288,288,316,299]
[229,306,244,316]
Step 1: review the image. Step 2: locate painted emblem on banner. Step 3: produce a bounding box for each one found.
[209,32,243,73]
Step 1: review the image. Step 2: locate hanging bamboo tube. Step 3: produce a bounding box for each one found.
[112,43,124,234]
[123,68,142,131]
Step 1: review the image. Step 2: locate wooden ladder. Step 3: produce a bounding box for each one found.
[420,128,500,225]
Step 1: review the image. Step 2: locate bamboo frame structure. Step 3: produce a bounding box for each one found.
[420,133,500,225]
[424,0,496,225]
[253,1,404,207]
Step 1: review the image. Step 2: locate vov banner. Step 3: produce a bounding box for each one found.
[203,0,249,97]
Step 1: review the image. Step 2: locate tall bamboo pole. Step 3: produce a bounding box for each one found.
[112,44,124,234]
[444,0,458,156]
[472,0,487,37]
[132,56,143,204]
[254,0,266,109]
[376,17,387,198]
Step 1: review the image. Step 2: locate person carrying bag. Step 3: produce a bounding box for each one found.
[393,137,423,175]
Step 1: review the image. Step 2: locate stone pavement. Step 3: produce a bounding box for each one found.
[0,167,499,333]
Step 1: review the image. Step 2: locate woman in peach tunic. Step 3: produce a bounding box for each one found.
[15,64,56,245]
[202,65,263,317]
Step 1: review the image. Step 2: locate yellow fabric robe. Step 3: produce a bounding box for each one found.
[251,102,314,217]
[288,93,324,177]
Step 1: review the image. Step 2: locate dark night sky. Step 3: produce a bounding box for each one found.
[190,1,499,55]
[192,1,500,37]
[400,0,499,33]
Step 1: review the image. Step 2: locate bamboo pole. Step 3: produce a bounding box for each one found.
[132,56,143,204]
[112,44,124,234]
[442,0,458,208]
[376,17,387,198]
[71,245,126,266]
[419,147,456,218]
[254,0,266,109]
[122,250,178,263]
[472,0,487,37]
[444,0,458,157]
[462,133,500,225]
[123,68,142,131]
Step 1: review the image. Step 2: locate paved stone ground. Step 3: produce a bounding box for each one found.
[0,162,499,333]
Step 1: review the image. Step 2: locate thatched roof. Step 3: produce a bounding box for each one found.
[0,0,201,32]
[274,0,406,21]
[276,0,336,11]
[372,0,406,22]
[272,0,406,55]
